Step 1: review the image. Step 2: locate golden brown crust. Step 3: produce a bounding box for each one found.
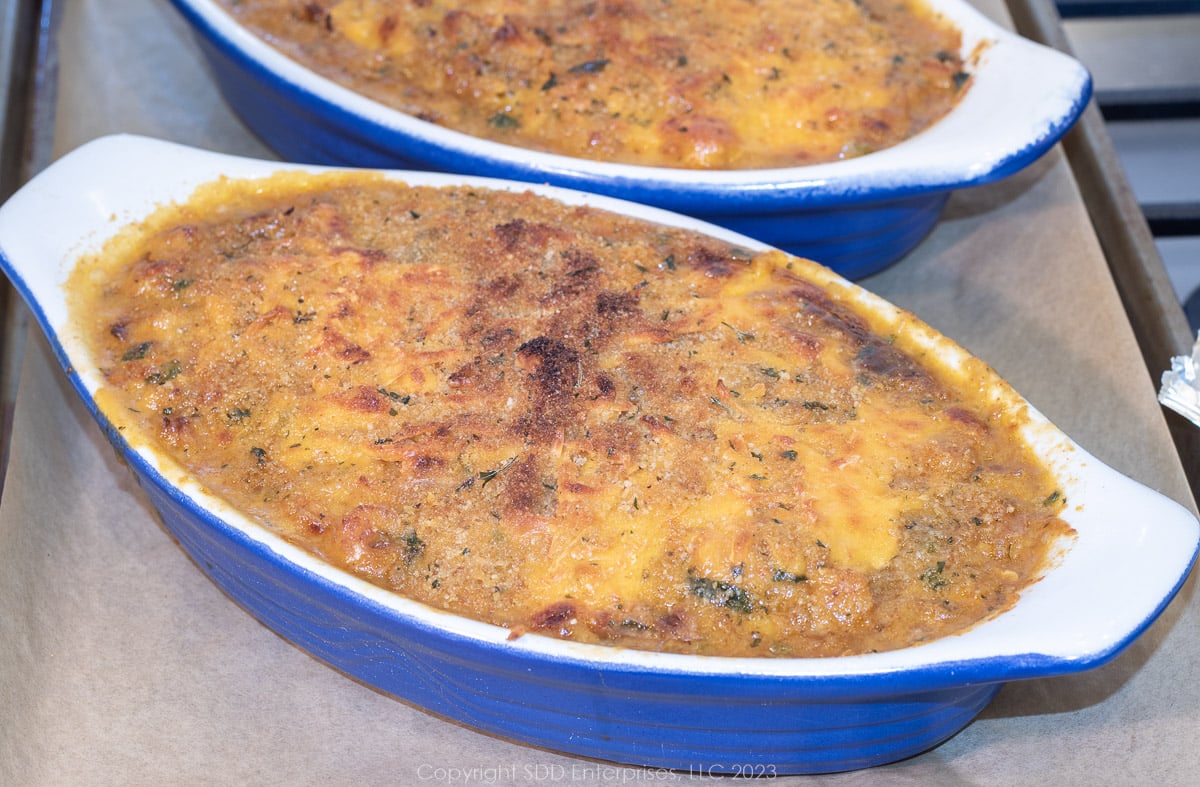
[216,0,969,168]
[72,174,1072,657]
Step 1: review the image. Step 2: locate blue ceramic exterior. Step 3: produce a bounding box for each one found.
[169,0,1089,280]
[128,431,1003,775]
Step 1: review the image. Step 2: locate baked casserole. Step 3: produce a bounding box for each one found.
[71,171,1072,657]
[214,0,971,168]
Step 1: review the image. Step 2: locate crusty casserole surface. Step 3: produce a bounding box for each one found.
[71,173,1071,657]
[215,0,970,168]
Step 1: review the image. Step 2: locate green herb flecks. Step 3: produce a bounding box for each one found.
[377,387,412,405]
[569,58,610,74]
[921,561,949,590]
[478,456,519,488]
[721,321,756,344]
[402,527,425,563]
[121,341,153,362]
[488,113,520,130]
[145,359,182,385]
[688,575,755,613]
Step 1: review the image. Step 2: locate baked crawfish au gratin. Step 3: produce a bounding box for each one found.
[70,172,1072,657]
[214,0,972,168]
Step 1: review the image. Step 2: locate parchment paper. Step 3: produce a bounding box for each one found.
[2,1,1197,784]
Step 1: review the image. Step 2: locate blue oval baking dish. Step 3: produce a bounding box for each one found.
[2,136,1192,775]
[165,0,1092,280]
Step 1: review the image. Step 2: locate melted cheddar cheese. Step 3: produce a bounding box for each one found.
[216,0,970,168]
[71,173,1072,657]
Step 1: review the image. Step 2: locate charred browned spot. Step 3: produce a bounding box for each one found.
[854,341,926,381]
[944,406,988,431]
[512,410,554,446]
[372,421,465,464]
[330,385,388,413]
[331,505,398,579]
[492,218,562,252]
[137,258,188,291]
[447,360,478,388]
[109,321,129,341]
[596,290,639,317]
[479,326,516,348]
[658,611,688,634]
[516,336,580,397]
[501,456,556,516]
[332,246,388,267]
[379,15,398,45]
[786,330,824,363]
[300,3,324,23]
[411,454,446,472]
[641,414,674,437]
[514,336,584,444]
[790,280,850,322]
[688,245,739,279]
[340,506,391,549]
[562,247,599,277]
[244,305,292,331]
[792,283,935,387]
[530,600,577,633]
[297,202,350,240]
[493,17,520,41]
[543,248,601,303]
[484,275,521,299]
[595,373,615,398]
[864,116,892,135]
[492,218,529,251]
[313,329,372,364]
[160,414,193,439]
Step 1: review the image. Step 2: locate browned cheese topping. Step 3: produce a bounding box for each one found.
[216,0,970,168]
[71,173,1072,657]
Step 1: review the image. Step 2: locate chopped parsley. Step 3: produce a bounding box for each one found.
[688,575,754,613]
[144,359,182,385]
[121,341,153,362]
